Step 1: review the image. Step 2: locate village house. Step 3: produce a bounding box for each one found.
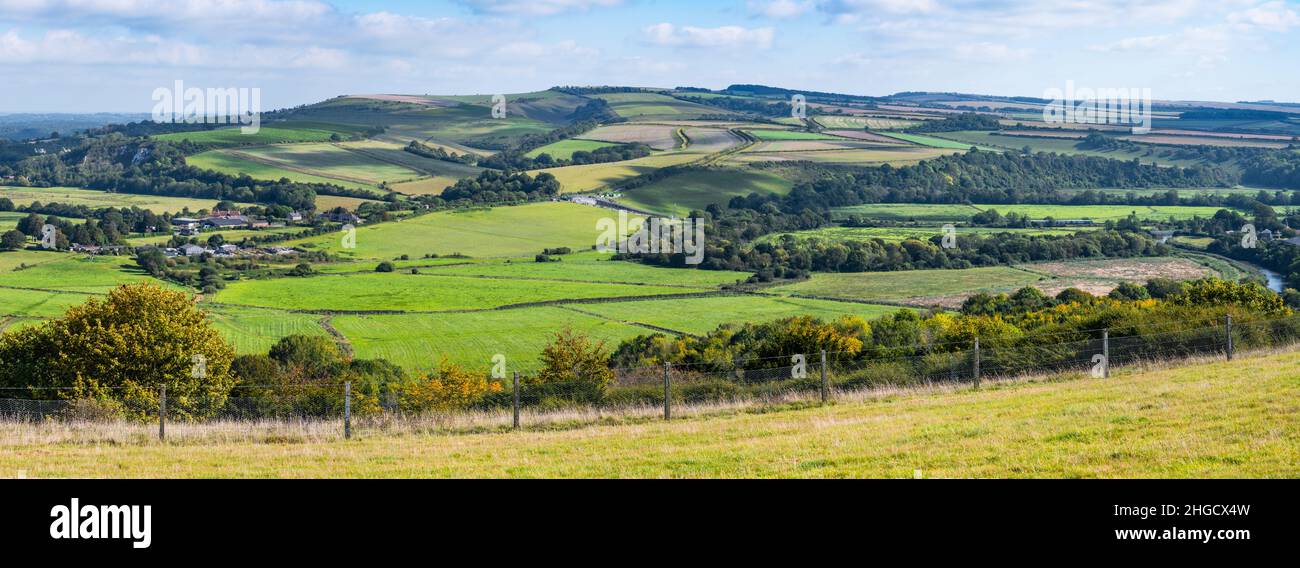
[203,216,249,229]
[318,210,361,224]
[180,244,209,256]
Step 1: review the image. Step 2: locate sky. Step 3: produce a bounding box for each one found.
[0,0,1297,112]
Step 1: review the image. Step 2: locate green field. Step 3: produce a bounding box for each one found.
[212,271,709,312]
[0,287,93,318]
[877,132,983,149]
[814,116,919,130]
[542,151,702,193]
[228,143,423,186]
[525,139,619,160]
[287,202,632,259]
[0,211,24,232]
[10,345,1296,477]
[832,203,1230,223]
[1,186,236,214]
[269,98,557,150]
[771,267,1046,302]
[152,122,370,148]
[762,225,1086,244]
[187,151,380,191]
[332,308,650,371]
[934,131,1211,167]
[573,295,905,335]
[745,129,838,141]
[421,254,751,288]
[0,254,176,294]
[592,92,719,118]
[205,305,332,355]
[0,249,65,272]
[617,169,794,216]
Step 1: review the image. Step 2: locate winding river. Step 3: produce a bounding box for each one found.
[1259,267,1286,293]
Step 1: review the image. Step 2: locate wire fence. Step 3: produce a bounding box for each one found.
[0,313,1292,443]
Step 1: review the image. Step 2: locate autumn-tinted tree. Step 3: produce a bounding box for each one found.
[0,284,235,419]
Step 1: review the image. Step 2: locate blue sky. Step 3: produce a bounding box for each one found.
[1,0,1297,112]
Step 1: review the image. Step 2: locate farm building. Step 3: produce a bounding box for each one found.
[203,216,249,229]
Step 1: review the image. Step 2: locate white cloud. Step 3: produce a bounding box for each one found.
[954,42,1032,62]
[748,0,814,19]
[456,0,624,17]
[1228,1,1300,32]
[643,23,775,49]
[0,0,335,24]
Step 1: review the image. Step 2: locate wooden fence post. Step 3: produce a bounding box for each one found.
[973,337,981,388]
[1103,329,1110,379]
[512,371,520,430]
[663,363,671,421]
[820,349,829,403]
[1226,315,1234,361]
[344,381,351,440]
[158,384,166,442]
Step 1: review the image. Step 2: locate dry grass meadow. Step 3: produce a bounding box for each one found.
[2,345,1296,478]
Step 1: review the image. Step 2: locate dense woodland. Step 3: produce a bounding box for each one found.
[905,112,1002,132]
[0,135,331,209]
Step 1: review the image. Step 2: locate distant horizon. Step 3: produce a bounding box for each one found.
[2,85,1296,116]
[2,0,1298,113]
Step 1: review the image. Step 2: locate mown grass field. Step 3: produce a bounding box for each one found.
[332,308,650,371]
[213,272,708,312]
[0,254,176,294]
[422,253,751,288]
[745,129,838,141]
[771,266,1045,303]
[525,139,619,160]
[8,346,1295,477]
[187,150,379,191]
[1,186,235,214]
[617,169,794,216]
[934,131,1210,167]
[579,123,683,150]
[0,287,93,318]
[832,203,1229,223]
[288,202,627,259]
[725,146,959,166]
[0,211,24,232]
[572,295,905,335]
[876,132,984,149]
[591,92,719,119]
[232,143,423,185]
[152,122,370,148]
[291,99,557,149]
[762,225,1086,244]
[540,151,702,193]
[205,305,332,355]
[814,115,918,130]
